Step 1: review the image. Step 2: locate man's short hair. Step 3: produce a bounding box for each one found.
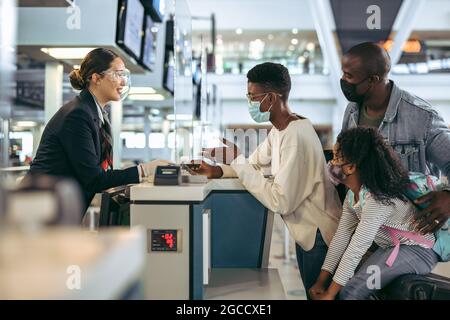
[345,42,391,78]
[247,62,291,100]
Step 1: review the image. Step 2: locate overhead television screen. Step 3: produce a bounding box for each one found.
[141,0,165,22]
[117,0,145,61]
[164,64,174,95]
[141,14,157,71]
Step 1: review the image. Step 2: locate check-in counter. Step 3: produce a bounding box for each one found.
[129,178,281,300]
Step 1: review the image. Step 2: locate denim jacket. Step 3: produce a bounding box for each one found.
[341,81,450,181]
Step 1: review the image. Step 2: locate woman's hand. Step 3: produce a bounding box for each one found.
[140,159,173,178]
[190,160,223,179]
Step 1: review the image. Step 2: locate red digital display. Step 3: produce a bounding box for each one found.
[151,229,178,251]
[162,233,174,248]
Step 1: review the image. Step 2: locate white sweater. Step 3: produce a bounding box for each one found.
[221,119,342,250]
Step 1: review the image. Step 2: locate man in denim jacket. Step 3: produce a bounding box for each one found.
[340,42,450,234]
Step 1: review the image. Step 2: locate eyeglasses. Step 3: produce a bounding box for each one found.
[246,92,282,102]
[101,69,131,82]
[330,157,350,167]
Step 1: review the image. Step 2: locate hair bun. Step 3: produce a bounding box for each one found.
[69,68,85,90]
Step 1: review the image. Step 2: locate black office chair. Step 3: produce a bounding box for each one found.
[99,185,131,227]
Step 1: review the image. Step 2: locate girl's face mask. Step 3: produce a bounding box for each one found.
[327,161,351,186]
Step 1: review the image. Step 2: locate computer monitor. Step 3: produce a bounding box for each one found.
[163,64,174,95]
[162,18,174,95]
[116,0,145,61]
[141,0,165,22]
[140,14,157,71]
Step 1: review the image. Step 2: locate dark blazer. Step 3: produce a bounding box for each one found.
[29,89,139,209]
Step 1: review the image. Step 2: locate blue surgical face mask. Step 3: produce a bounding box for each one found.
[248,94,272,123]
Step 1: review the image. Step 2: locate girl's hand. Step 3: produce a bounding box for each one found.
[309,282,326,300]
[314,291,336,300]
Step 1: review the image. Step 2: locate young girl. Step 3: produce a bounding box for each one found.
[310,127,439,300]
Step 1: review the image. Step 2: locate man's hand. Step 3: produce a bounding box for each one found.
[414,190,450,234]
[202,138,241,165]
[190,160,223,179]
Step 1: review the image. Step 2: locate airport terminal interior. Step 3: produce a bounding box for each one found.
[0,0,449,300]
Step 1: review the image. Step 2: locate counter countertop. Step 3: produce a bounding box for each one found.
[130,178,246,202]
[0,227,145,299]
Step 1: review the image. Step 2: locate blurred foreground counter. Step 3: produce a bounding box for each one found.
[0,227,146,299]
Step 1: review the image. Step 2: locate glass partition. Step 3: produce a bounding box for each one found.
[173,0,193,163]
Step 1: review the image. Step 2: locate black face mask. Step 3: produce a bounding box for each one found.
[340,77,370,103]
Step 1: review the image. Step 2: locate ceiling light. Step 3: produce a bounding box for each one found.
[128,94,165,101]
[41,47,96,59]
[383,39,422,53]
[289,45,295,51]
[235,28,243,35]
[166,114,193,121]
[129,87,157,95]
[306,42,315,51]
[291,38,299,45]
[249,39,265,60]
[151,27,159,33]
[292,28,298,34]
[15,121,37,127]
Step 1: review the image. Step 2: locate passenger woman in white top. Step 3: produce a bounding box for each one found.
[191,62,342,298]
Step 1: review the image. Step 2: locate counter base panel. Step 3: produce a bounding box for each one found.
[205,268,286,300]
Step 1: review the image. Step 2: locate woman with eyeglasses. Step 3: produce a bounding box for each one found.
[28,48,169,213]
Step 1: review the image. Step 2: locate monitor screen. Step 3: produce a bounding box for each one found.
[164,64,174,95]
[141,14,157,71]
[152,0,165,21]
[117,0,145,60]
[163,18,174,95]
[141,0,165,22]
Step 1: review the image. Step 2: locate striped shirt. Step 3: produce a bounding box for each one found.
[322,186,435,286]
